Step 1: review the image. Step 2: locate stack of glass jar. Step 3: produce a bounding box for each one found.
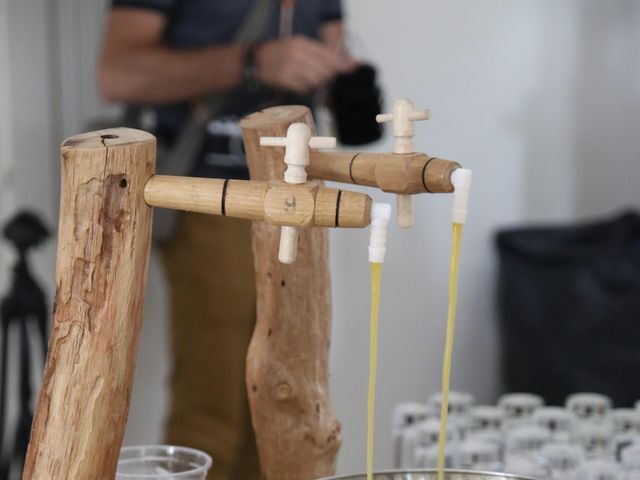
[391,392,640,479]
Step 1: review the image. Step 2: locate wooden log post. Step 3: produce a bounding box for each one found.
[23,128,155,480]
[240,106,342,479]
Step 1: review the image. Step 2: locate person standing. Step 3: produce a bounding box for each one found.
[99,1,354,478]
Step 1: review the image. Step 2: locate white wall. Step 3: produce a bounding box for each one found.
[3,0,59,289]
[331,0,640,473]
[0,1,59,474]
[1,0,639,477]
[0,0,15,294]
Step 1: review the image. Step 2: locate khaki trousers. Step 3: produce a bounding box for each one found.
[161,213,260,480]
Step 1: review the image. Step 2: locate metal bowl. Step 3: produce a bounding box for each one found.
[319,470,537,480]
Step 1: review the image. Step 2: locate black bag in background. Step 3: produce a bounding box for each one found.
[330,64,383,146]
[496,211,640,406]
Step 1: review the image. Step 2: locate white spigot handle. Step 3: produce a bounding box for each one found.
[375,113,393,123]
[369,202,392,263]
[260,123,336,263]
[259,137,288,147]
[278,226,299,264]
[376,99,431,227]
[376,98,431,148]
[260,135,336,149]
[450,168,472,225]
[309,136,337,149]
[396,194,413,228]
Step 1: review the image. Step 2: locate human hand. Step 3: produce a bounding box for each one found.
[255,36,353,93]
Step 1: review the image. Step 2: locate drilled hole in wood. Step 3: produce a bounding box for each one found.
[119,179,128,189]
[101,134,118,140]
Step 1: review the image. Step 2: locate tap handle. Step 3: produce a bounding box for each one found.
[376,99,431,228]
[259,137,288,147]
[376,98,430,146]
[309,136,337,149]
[260,123,336,264]
[261,123,336,184]
[279,226,299,264]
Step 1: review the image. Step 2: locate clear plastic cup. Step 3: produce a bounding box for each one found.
[116,445,213,480]
[574,459,623,480]
[428,391,474,437]
[574,422,615,460]
[533,407,574,442]
[471,405,505,434]
[428,391,475,417]
[612,409,640,435]
[613,432,640,462]
[465,430,504,451]
[403,418,461,468]
[505,425,551,460]
[503,455,549,478]
[621,442,640,469]
[391,402,431,468]
[540,442,585,479]
[498,393,544,430]
[414,418,460,447]
[413,443,460,469]
[457,438,502,471]
[566,393,612,423]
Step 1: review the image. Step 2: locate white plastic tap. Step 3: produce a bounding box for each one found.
[260,123,336,264]
[376,99,431,228]
[368,202,392,264]
[450,168,472,225]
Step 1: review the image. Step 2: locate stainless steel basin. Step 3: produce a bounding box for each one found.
[319,470,537,480]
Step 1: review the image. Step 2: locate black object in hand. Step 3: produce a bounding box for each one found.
[330,64,383,146]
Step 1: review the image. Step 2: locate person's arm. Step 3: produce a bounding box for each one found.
[99,8,245,104]
[318,0,356,71]
[319,20,357,71]
[319,20,345,53]
[100,8,348,105]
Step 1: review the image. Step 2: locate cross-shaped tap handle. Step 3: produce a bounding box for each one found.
[260,123,336,263]
[376,99,430,228]
[376,99,430,154]
[261,123,336,184]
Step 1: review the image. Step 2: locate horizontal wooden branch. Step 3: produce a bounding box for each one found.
[308,151,460,194]
[144,175,371,228]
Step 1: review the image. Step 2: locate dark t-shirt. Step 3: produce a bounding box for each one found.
[112,0,343,135]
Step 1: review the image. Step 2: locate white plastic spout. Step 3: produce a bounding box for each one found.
[368,202,392,264]
[450,168,472,225]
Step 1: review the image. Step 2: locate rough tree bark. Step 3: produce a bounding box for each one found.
[23,128,155,480]
[240,106,342,480]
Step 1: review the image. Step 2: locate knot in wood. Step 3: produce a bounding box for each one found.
[276,382,292,400]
